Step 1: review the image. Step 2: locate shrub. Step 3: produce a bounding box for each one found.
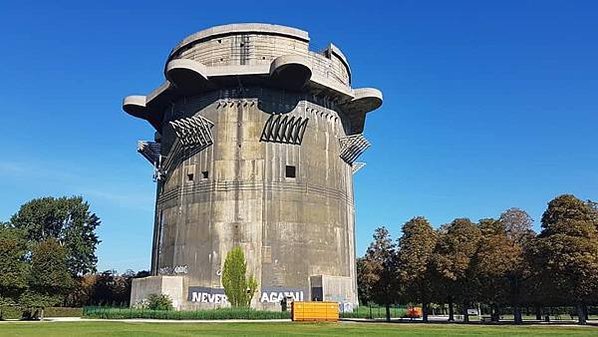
[82,307,290,320]
[44,307,83,317]
[146,294,173,311]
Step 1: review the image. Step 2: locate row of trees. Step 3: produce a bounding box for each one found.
[75,269,150,307]
[358,194,598,325]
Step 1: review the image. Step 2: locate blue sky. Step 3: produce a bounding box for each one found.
[0,1,596,272]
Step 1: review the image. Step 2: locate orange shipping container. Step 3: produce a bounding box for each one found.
[291,301,339,322]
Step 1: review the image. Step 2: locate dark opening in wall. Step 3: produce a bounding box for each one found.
[285,165,296,178]
[202,171,209,179]
[187,173,194,182]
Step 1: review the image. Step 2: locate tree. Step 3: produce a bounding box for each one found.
[23,238,74,318]
[498,208,535,323]
[360,227,397,321]
[0,226,28,318]
[356,257,372,305]
[531,194,598,325]
[10,196,101,276]
[222,246,258,307]
[65,269,151,307]
[473,217,530,323]
[430,218,481,322]
[396,217,437,322]
[500,208,535,244]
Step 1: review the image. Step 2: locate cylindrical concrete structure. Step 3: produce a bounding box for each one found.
[125,23,382,310]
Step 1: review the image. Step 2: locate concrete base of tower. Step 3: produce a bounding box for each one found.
[309,275,357,313]
[130,276,185,310]
[130,274,356,312]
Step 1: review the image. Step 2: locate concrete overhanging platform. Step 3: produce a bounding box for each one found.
[123,62,382,134]
[269,55,312,90]
[165,59,210,94]
[123,22,383,134]
[339,88,383,135]
[123,95,147,118]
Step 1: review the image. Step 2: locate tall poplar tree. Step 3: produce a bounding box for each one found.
[222,246,258,307]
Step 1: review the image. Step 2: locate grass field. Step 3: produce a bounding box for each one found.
[0,321,596,337]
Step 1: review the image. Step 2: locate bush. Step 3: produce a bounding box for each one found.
[0,306,82,320]
[146,294,173,311]
[339,305,406,319]
[0,306,22,320]
[44,307,83,317]
[82,307,290,320]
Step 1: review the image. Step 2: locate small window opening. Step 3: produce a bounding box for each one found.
[218,39,222,43]
[187,173,194,182]
[285,165,296,178]
[202,171,209,179]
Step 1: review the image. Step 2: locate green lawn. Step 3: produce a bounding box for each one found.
[0,322,596,337]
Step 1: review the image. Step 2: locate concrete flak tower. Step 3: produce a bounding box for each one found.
[125,23,382,310]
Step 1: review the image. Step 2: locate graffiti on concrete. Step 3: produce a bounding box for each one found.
[188,287,228,304]
[259,287,306,303]
[187,286,306,304]
[158,265,189,275]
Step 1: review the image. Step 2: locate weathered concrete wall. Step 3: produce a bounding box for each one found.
[154,89,355,309]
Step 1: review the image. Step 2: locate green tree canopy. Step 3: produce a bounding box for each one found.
[222,246,258,308]
[24,238,74,309]
[10,196,101,276]
[0,226,28,308]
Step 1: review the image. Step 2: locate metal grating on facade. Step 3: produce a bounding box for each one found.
[260,114,309,145]
[169,115,215,149]
[137,140,161,166]
[339,134,370,164]
[351,162,366,174]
